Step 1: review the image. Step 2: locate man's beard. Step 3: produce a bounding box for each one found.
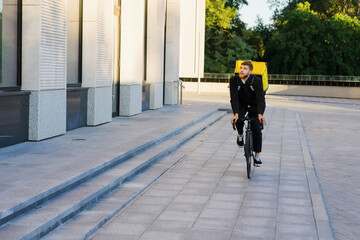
[240,72,250,80]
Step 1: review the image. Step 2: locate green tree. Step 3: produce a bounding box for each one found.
[264,1,360,75]
[206,0,237,31]
[205,0,256,73]
[269,0,360,19]
[265,2,326,74]
[324,13,360,75]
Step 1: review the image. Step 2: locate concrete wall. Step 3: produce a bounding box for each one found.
[179,0,205,78]
[266,84,360,99]
[182,82,360,99]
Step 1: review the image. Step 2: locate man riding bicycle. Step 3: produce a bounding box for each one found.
[230,61,266,167]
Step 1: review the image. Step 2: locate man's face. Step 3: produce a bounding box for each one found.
[239,65,252,79]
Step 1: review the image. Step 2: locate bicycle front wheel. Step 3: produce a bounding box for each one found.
[245,131,253,179]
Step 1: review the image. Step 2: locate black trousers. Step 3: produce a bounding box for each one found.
[235,103,263,153]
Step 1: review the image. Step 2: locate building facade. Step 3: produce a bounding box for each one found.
[0,0,205,148]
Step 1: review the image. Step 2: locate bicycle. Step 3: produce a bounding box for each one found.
[232,115,259,179]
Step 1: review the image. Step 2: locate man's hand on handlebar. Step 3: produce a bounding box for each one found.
[231,113,239,125]
[258,114,266,125]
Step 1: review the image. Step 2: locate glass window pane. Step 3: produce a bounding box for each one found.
[67,0,81,84]
[1,0,18,87]
[0,1,3,87]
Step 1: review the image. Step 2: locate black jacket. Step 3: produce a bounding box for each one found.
[229,74,266,115]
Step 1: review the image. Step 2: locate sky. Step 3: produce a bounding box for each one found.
[238,0,274,28]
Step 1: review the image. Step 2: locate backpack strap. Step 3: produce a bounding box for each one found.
[236,75,241,91]
[249,75,255,92]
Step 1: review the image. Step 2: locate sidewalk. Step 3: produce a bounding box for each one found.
[85,97,333,240]
[0,101,226,214]
[2,92,359,239]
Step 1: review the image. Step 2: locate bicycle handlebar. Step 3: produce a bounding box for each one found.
[232,117,264,131]
[238,117,259,121]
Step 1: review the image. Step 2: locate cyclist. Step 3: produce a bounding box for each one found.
[230,61,266,167]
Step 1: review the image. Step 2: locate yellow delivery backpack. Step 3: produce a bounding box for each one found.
[234,60,269,94]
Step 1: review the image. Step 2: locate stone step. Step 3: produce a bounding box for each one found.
[0,110,226,240]
[43,112,229,240]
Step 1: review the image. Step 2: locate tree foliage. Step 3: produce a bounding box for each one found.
[262,1,360,75]
[204,0,360,75]
[205,0,255,73]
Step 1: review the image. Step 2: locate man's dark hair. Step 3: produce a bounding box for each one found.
[241,61,253,71]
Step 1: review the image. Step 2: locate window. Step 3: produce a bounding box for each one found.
[67,0,82,85]
[0,0,20,88]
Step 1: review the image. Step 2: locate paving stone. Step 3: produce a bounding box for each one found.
[199,208,238,220]
[205,200,240,210]
[235,216,275,229]
[157,210,200,222]
[231,226,276,239]
[276,222,317,237]
[138,231,185,240]
[193,217,235,230]
[172,195,209,204]
[277,213,315,225]
[147,219,194,233]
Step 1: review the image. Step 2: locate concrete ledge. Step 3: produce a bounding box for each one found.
[296,112,335,240]
[182,82,360,99]
[267,84,360,99]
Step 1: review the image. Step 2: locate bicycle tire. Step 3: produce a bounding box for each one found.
[245,131,253,179]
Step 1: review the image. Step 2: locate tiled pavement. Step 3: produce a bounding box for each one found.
[268,95,360,240]
[89,95,335,240]
[1,92,359,239]
[185,93,360,240]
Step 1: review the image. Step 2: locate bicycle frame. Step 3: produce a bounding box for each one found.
[233,115,258,179]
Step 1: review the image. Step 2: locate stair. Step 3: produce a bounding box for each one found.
[0,110,227,240]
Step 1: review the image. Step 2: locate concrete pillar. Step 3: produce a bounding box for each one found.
[146,0,166,109]
[22,0,67,141]
[82,0,113,125]
[164,0,180,105]
[119,0,145,116]
[1,1,18,87]
[179,0,205,78]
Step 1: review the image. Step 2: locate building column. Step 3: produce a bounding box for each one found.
[164,0,180,105]
[179,0,205,79]
[22,0,67,141]
[82,0,113,125]
[119,0,145,116]
[146,0,166,109]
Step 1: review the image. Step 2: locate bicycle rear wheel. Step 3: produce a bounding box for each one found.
[245,131,253,179]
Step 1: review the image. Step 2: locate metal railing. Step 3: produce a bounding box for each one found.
[269,74,360,82]
[180,73,360,87]
[178,80,185,104]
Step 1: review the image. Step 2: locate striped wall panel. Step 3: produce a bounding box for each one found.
[39,0,67,90]
[96,0,113,87]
